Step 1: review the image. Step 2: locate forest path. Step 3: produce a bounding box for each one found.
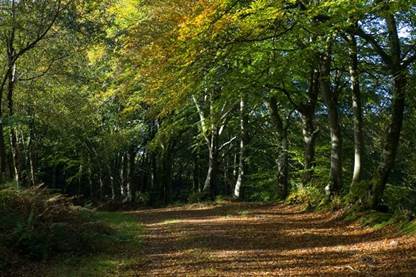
[130,203,416,276]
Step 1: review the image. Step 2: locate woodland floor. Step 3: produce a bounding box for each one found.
[128,202,416,276]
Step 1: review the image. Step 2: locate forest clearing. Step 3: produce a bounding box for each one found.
[1,0,416,276]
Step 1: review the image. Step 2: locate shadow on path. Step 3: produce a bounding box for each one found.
[129,203,416,276]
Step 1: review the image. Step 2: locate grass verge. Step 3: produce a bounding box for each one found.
[23,212,143,277]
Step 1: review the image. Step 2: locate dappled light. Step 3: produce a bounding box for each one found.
[132,203,416,276]
[0,0,416,275]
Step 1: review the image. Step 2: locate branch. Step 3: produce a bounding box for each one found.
[18,54,68,82]
[402,47,416,68]
[284,108,296,132]
[220,101,237,123]
[218,101,238,136]
[227,23,296,46]
[356,27,392,66]
[0,67,11,97]
[265,84,300,110]
[14,0,62,61]
[192,95,210,145]
[219,136,237,151]
[266,96,284,131]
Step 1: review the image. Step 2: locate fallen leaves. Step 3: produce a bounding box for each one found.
[131,203,416,276]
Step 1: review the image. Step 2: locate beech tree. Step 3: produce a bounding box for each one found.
[0,0,415,213]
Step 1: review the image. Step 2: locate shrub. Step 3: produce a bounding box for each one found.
[0,186,117,271]
[329,195,344,211]
[287,186,324,209]
[244,172,279,202]
[345,180,372,209]
[134,191,150,206]
[188,191,207,203]
[401,220,416,235]
[383,185,416,212]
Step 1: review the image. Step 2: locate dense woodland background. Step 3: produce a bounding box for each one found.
[0,0,415,212]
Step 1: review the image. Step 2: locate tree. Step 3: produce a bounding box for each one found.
[356,2,416,208]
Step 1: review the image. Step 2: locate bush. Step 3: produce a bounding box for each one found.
[345,180,372,209]
[188,191,208,203]
[244,172,279,202]
[383,185,416,212]
[134,191,150,206]
[0,186,117,271]
[287,186,324,209]
[328,195,344,211]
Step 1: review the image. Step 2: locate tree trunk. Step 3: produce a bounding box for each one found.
[347,32,365,189]
[320,46,343,196]
[128,148,136,202]
[108,163,116,200]
[0,113,8,181]
[161,146,172,204]
[28,123,38,186]
[88,159,93,199]
[7,61,22,187]
[300,69,319,186]
[78,164,83,195]
[267,96,289,199]
[192,151,200,192]
[0,65,8,182]
[277,129,289,198]
[371,72,406,208]
[301,112,317,185]
[120,154,126,200]
[98,165,104,200]
[370,14,406,209]
[234,94,246,199]
[282,68,319,187]
[203,130,218,199]
[193,92,220,200]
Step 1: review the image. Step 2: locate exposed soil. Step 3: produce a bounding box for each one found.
[130,203,416,276]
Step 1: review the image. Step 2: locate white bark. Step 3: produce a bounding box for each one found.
[234,95,245,199]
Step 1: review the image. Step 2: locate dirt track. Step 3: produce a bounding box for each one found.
[131,203,416,276]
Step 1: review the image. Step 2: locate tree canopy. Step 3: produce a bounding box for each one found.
[0,0,415,212]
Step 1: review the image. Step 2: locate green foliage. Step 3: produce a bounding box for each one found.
[242,172,279,202]
[358,212,393,229]
[383,185,416,212]
[400,220,416,235]
[39,211,143,277]
[343,206,415,232]
[134,192,150,206]
[0,0,415,230]
[0,186,135,272]
[188,191,209,203]
[287,186,324,209]
[345,180,372,207]
[328,195,344,211]
[346,182,416,212]
[215,195,234,204]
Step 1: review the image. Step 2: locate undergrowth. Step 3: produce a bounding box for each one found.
[286,185,416,235]
[40,212,143,277]
[0,185,143,276]
[286,186,324,210]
